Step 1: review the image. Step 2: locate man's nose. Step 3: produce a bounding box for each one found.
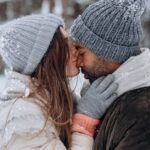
[74,49,79,57]
[71,45,78,56]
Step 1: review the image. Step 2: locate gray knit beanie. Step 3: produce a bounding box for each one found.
[70,0,146,63]
[0,14,64,75]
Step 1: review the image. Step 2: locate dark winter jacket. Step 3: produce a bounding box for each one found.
[94,87,150,150]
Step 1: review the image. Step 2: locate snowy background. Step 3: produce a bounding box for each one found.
[0,0,150,96]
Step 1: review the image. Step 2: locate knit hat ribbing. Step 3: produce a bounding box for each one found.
[70,0,146,63]
[0,14,64,75]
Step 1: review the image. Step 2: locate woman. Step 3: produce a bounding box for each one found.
[0,14,117,149]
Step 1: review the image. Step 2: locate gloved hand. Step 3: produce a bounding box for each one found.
[77,74,118,119]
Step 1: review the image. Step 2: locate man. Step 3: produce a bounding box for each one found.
[70,0,150,149]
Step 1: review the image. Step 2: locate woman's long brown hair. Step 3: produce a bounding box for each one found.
[32,27,73,148]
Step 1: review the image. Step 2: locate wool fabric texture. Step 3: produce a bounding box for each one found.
[70,0,146,63]
[0,14,64,75]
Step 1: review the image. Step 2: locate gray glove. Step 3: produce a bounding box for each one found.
[77,74,118,119]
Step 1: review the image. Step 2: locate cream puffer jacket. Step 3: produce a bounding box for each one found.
[0,71,93,150]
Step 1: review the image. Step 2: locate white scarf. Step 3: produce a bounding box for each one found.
[114,48,150,96]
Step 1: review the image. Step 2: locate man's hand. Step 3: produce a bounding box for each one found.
[77,74,118,119]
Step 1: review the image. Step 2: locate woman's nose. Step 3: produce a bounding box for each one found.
[77,55,84,67]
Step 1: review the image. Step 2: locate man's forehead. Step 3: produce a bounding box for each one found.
[69,36,83,46]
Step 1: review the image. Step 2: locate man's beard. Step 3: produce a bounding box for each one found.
[81,67,110,83]
[81,68,101,83]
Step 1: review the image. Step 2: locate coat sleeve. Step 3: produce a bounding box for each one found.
[71,132,94,150]
[4,100,93,150]
[7,123,93,150]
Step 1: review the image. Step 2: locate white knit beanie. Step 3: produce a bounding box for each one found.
[0,14,64,75]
